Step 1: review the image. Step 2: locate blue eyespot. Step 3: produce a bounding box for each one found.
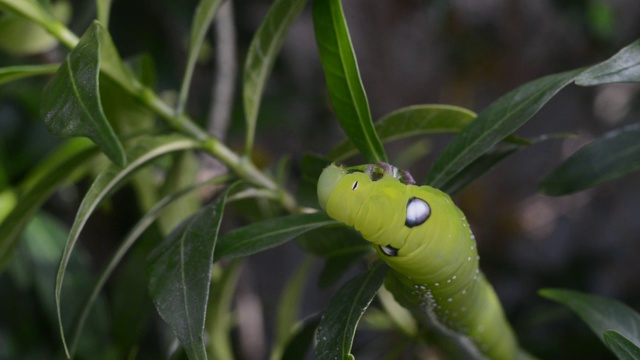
[405,197,430,227]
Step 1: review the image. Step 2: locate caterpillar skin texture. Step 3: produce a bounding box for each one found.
[318,164,519,360]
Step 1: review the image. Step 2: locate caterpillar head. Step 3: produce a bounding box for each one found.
[318,164,470,268]
[317,164,377,225]
[317,163,346,211]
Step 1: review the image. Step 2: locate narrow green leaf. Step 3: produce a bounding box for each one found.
[176,0,223,115]
[440,146,519,195]
[207,260,243,360]
[243,0,307,156]
[99,71,159,215]
[375,286,417,337]
[576,39,640,85]
[0,1,69,55]
[425,68,583,189]
[0,190,16,224]
[147,185,233,360]
[281,315,321,360]
[157,152,201,234]
[0,160,8,189]
[15,213,112,358]
[315,263,388,360]
[540,289,640,351]
[329,105,476,161]
[214,212,336,261]
[317,255,365,290]
[297,224,369,259]
[297,224,370,288]
[54,134,201,357]
[390,139,431,170]
[69,176,230,356]
[0,0,57,27]
[41,21,127,167]
[96,20,137,94]
[313,0,386,163]
[0,64,59,85]
[271,257,315,360]
[0,139,97,271]
[297,153,331,208]
[301,154,331,187]
[96,0,113,28]
[540,123,640,196]
[604,330,640,360]
[442,132,579,195]
[426,38,640,189]
[110,249,151,356]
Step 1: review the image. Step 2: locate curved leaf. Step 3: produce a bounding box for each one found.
[426,38,640,190]
[0,0,69,55]
[540,289,640,351]
[96,20,137,94]
[54,134,202,357]
[425,68,584,189]
[206,260,243,360]
[329,105,476,161]
[604,330,640,360]
[297,224,369,258]
[41,21,127,167]
[576,39,640,85]
[68,176,231,355]
[297,153,331,208]
[297,224,371,288]
[177,0,223,115]
[540,123,640,196]
[243,0,307,155]
[0,139,97,271]
[440,146,519,195]
[313,0,386,163]
[0,64,59,86]
[147,185,234,360]
[0,0,58,27]
[281,315,321,360]
[271,257,315,360]
[315,263,388,360]
[214,212,335,261]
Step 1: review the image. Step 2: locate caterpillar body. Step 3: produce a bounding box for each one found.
[317,163,525,360]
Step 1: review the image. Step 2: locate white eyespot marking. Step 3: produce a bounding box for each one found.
[405,197,431,227]
[380,244,398,257]
[351,181,359,190]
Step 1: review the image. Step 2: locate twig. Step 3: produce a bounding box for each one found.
[208,0,237,141]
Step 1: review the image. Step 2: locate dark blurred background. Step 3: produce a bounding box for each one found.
[1,0,640,359]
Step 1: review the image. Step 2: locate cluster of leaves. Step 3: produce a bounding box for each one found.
[0,0,640,360]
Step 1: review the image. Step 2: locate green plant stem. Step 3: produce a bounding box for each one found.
[201,140,297,213]
[137,88,211,141]
[0,0,78,48]
[9,7,300,213]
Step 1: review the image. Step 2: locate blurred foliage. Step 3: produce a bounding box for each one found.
[0,0,639,360]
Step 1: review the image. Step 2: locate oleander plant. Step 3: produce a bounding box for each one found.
[1,0,639,359]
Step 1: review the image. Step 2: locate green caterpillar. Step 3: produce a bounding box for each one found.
[317,163,526,360]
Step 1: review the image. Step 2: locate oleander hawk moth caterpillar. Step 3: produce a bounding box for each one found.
[317,163,531,360]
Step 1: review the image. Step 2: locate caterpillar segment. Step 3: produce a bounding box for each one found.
[317,163,525,360]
